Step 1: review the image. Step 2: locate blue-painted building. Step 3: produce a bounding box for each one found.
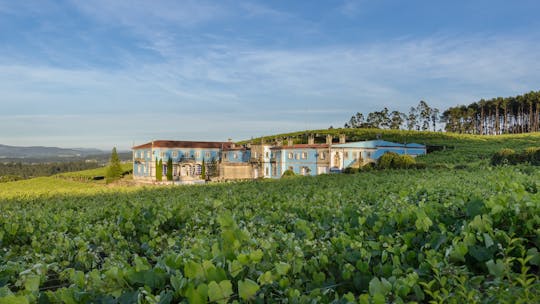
[132,138,426,182]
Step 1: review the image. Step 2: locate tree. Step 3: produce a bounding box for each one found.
[156,158,163,181]
[201,158,206,180]
[407,107,418,131]
[166,157,173,181]
[390,111,405,130]
[106,147,123,184]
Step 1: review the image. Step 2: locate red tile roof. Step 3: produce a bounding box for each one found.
[132,140,233,150]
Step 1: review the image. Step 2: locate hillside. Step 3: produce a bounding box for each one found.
[0,144,103,158]
[242,129,540,165]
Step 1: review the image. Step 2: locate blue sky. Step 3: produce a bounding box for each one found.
[1,0,539,150]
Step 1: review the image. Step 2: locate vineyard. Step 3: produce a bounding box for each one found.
[1,166,539,303]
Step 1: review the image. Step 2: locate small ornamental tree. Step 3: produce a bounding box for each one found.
[201,158,206,180]
[166,157,173,181]
[155,157,163,181]
[106,147,123,184]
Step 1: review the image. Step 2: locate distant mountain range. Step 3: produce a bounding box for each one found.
[0,144,105,159]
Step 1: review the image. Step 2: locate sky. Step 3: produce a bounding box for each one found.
[1,0,539,150]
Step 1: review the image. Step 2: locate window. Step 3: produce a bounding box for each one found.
[320,151,326,160]
[265,167,269,176]
[146,151,150,158]
[272,165,277,176]
[160,152,165,158]
[234,152,238,159]
[367,152,372,158]
[295,153,300,160]
[265,152,269,158]
[344,151,349,158]
[288,152,293,159]
[253,152,258,158]
[301,167,306,175]
[223,152,228,159]
[302,152,307,159]
[205,151,211,159]
[195,151,201,158]
[172,151,178,158]
[195,164,202,175]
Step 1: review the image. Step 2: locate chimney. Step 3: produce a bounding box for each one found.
[308,134,315,145]
[287,137,293,146]
[339,134,346,144]
[326,134,333,145]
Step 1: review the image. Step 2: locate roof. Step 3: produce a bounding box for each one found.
[271,144,329,150]
[133,140,233,150]
[404,143,426,148]
[332,140,417,148]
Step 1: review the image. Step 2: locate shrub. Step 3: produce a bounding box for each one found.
[377,152,416,169]
[377,152,400,169]
[342,167,359,174]
[166,157,173,181]
[282,169,296,177]
[105,147,123,184]
[491,148,516,166]
[525,147,540,165]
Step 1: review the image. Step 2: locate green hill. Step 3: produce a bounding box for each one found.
[242,128,540,166]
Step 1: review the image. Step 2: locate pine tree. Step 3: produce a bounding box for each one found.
[201,158,206,180]
[166,157,173,181]
[105,147,123,184]
[156,157,163,181]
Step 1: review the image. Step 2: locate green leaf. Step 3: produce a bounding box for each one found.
[527,248,540,266]
[275,262,291,276]
[184,261,204,280]
[249,250,264,263]
[369,277,392,296]
[207,280,233,304]
[24,275,41,292]
[229,260,243,278]
[238,279,260,300]
[0,295,30,304]
[185,283,208,304]
[486,259,505,278]
[466,199,484,218]
[258,271,273,285]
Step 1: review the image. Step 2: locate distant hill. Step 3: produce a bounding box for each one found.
[0,144,104,159]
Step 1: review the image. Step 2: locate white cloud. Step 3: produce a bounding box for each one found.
[1,33,539,148]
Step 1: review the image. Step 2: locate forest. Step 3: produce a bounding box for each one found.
[344,90,540,135]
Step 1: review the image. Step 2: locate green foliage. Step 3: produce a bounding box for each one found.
[105,147,123,184]
[166,157,173,181]
[155,158,162,181]
[1,167,539,302]
[201,159,206,180]
[281,169,295,177]
[492,147,540,166]
[377,152,417,169]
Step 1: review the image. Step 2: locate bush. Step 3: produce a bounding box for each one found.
[342,167,360,174]
[525,147,540,165]
[105,147,123,184]
[491,148,516,166]
[377,152,417,169]
[282,169,296,177]
[377,152,400,169]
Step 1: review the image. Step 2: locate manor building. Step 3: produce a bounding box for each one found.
[132,136,426,183]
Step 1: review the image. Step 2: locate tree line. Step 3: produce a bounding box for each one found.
[344,90,540,135]
[344,100,440,131]
[0,160,100,181]
[442,91,540,134]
